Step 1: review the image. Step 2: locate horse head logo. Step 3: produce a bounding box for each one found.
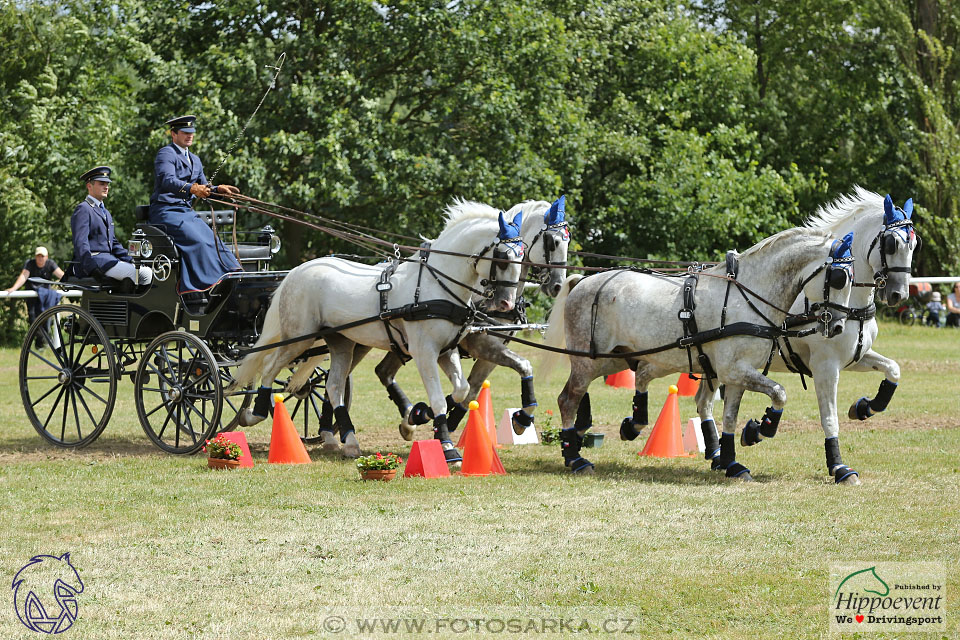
[12,553,84,634]
[834,566,890,599]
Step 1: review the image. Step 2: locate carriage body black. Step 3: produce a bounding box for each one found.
[19,207,334,454]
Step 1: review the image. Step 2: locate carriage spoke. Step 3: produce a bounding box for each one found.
[182,406,198,443]
[69,387,83,440]
[42,385,68,430]
[73,384,100,426]
[142,400,170,420]
[75,383,108,406]
[25,375,61,380]
[184,400,214,430]
[30,382,63,408]
[29,349,65,371]
[155,407,174,441]
[59,384,70,442]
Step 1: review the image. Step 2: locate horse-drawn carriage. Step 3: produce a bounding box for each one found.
[19,206,336,454]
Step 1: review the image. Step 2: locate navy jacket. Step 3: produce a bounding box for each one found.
[70,198,131,277]
[150,143,207,210]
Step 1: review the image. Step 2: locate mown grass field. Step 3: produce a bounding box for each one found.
[0,320,957,639]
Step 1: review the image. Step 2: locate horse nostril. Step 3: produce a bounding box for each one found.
[831,323,845,338]
[888,292,902,306]
[551,283,561,297]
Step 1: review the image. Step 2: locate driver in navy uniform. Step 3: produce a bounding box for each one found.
[71,166,153,285]
[149,115,242,294]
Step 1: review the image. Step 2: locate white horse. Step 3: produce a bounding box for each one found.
[543,227,855,479]
[373,196,571,439]
[734,190,916,484]
[229,203,525,463]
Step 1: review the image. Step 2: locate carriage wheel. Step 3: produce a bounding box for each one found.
[19,305,118,448]
[275,367,351,444]
[134,331,222,454]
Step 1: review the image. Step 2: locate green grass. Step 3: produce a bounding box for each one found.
[0,321,957,638]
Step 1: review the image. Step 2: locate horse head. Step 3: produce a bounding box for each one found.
[486,210,525,312]
[873,195,917,307]
[536,195,571,297]
[799,231,855,338]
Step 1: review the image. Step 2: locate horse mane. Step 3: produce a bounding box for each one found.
[804,186,883,232]
[505,199,550,217]
[420,198,501,243]
[736,226,834,260]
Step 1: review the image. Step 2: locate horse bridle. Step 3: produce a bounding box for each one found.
[861,217,916,290]
[473,238,525,297]
[526,222,570,284]
[796,247,855,335]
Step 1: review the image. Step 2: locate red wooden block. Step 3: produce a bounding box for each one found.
[403,440,451,478]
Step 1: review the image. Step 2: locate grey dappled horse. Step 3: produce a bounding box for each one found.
[732,190,916,484]
[230,204,525,465]
[375,196,570,440]
[543,227,855,479]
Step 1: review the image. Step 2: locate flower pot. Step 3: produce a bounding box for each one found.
[359,469,398,482]
[208,457,241,470]
[583,432,604,448]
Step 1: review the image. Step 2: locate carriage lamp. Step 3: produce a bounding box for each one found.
[128,230,153,259]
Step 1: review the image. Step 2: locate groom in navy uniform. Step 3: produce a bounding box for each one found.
[149,115,242,293]
[71,166,153,285]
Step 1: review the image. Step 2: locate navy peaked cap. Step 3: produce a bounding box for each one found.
[166,114,197,132]
[81,165,112,183]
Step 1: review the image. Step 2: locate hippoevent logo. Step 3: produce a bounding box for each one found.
[12,553,84,634]
[830,562,945,633]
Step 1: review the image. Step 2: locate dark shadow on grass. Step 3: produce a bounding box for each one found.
[0,434,172,459]
[498,455,776,484]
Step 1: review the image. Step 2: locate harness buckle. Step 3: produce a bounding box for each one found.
[679,336,694,347]
[375,281,392,292]
[678,309,692,320]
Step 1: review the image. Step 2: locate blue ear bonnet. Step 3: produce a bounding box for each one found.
[883,194,914,243]
[545,195,566,226]
[830,231,854,262]
[498,210,522,242]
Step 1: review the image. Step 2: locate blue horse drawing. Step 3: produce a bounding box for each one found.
[12,553,84,634]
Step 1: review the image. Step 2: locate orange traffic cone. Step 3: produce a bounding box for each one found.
[477,380,500,448]
[605,369,635,389]
[460,401,506,476]
[676,374,700,397]
[638,385,693,458]
[268,394,312,464]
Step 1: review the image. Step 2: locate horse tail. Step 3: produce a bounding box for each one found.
[285,353,327,393]
[228,277,288,392]
[539,274,583,379]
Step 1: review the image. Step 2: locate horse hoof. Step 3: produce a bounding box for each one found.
[838,474,862,486]
[736,472,754,482]
[398,422,415,441]
[237,409,266,428]
[619,417,640,441]
[320,432,341,452]
[740,420,762,447]
[573,464,595,475]
[342,434,361,458]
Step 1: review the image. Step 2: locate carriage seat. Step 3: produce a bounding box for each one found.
[134,206,272,262]
[60,272,137,295]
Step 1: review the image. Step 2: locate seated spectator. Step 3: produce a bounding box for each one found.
[925,291,943,327]
[71,166,152,286]
[4,246,64,325]
[946,282,960,327]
